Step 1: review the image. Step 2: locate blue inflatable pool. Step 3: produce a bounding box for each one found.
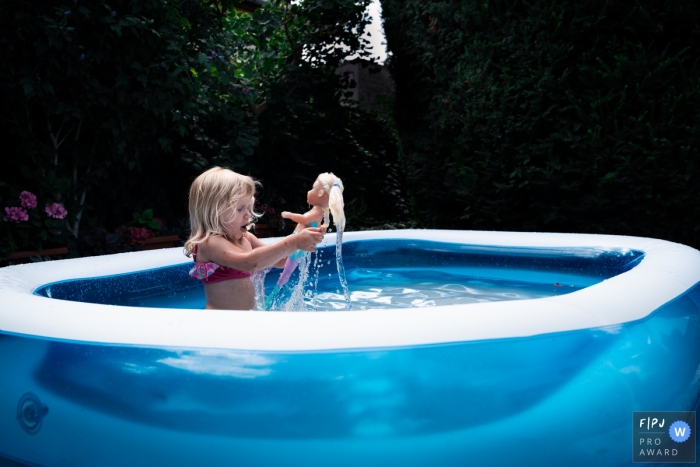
[0,230,698,466]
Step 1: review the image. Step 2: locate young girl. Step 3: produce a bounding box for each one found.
[184,167,325,310]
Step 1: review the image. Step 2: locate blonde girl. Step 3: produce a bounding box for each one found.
[184,167,325,310]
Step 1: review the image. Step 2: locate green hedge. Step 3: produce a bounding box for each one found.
[0,0,401,257]
[381,0,700,248]
[0,0,253,253]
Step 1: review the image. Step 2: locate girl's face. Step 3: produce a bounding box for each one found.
[307,179,329,207]
[222,195,253,241]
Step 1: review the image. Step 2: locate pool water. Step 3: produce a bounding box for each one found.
[33,239,644,311]
[123,266,589,310]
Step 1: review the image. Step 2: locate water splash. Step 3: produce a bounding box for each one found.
[308,247,324,311]
[335,230,351,309]
[255,230,350,311]
[281,253,310,311]
[252,268,271,311]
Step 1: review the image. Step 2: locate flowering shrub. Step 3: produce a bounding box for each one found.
[76,227,136,257]
[132,209,162,232]
[4,191,69,225]
[45,203,68,220]
[127,226,152,244]
[19,191,37,209]
[0,186,70,260]
[4,207,29,223]
[114,209,163,245]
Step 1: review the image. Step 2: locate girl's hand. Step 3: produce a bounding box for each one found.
[295,226,325,251]
[281,211,290,219]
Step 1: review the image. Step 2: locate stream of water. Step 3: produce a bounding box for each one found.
[258,229,352,311]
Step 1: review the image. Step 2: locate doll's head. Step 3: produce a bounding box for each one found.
[316,172,345,232]
[184,167,259,255]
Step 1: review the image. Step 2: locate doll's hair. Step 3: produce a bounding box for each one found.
[184,166,259,257]
[316,172,345,232]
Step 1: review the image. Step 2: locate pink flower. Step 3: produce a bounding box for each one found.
[45,202,68,219]
[267,207,276,215]
[19,191,37,209]
[128,226,151,244]
[4,206,29,222]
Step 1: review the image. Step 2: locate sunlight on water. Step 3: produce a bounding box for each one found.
[304,268,582,311]
[245,263,582,312]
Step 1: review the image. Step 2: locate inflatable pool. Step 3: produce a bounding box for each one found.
[0,229,698,466]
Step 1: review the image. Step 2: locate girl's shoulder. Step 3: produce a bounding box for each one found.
[210,234,252,250]
[198,235,250,262]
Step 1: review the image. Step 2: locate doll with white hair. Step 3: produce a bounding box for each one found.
[264,172,345,309]
[281,172,345,233]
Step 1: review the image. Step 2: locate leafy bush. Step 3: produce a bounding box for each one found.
[381,0,700,247]
[0,169,71,259]
[237,1,407,231]
[76,227,136,257]
[0,0,403,249]
[0,0,255,244]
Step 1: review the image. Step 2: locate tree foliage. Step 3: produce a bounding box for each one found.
[0,0,403,257]
[243,0,406,230]
[381,0,700,248]
[0,0,255,249]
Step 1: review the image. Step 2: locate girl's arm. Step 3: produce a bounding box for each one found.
[247,233,286,268]
[205,227,324,272]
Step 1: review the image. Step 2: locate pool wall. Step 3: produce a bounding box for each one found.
[0,230,699,467]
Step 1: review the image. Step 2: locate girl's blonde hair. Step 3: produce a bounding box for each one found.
[184,167,259,257]
[317,172,345,232]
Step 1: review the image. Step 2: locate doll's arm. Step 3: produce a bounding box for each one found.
[282,206,324,226]
[281,211,307,225]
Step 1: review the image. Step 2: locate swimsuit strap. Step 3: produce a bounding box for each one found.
[188,242,250,283]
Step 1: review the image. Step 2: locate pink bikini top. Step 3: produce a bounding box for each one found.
[189,245,251,284]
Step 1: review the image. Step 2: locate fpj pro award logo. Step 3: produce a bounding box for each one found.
[633,411,696,463]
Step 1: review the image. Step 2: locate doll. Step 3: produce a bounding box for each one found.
[264,173,345,309]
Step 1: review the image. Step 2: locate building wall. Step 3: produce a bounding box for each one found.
[337,60,395,105]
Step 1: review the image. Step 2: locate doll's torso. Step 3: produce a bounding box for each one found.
[293,205,325,232]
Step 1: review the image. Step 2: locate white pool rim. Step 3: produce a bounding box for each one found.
[1,229,699,351]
